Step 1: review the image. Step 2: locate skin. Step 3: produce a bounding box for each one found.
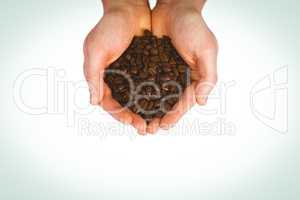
[83,0,151,135]
[149,0,218,132]
[83,0,218,134]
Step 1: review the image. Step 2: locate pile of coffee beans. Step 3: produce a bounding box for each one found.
[104,30,191,123]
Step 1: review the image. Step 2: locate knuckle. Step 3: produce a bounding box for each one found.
[84,67,96,80]
[83,33,99,59]
[83,36,93,57]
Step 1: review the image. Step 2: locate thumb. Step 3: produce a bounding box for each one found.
[195,51,218,105]
[84,59,105,105]
[195,79,216,105]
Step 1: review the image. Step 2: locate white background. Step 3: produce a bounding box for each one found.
[0,0,299,199]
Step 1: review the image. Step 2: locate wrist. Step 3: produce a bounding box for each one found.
[156,0,206,12]
[102,0,149,13]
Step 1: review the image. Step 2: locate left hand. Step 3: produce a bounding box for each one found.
[148,1,218,132]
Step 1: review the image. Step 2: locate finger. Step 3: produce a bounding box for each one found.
[85,67,104,105]
[146,118,160,134]
[195,81,216,105]
[195,50,218,105]
[132,114,147,135]
[100,84,133,124]
[84,41,105,105]
[160,83,197,129]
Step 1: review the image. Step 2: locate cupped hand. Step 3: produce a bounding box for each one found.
[149,1,218,132]
[83,2,151,134]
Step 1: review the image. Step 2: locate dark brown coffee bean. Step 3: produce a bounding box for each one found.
[130,66,139,75]
[138,99,147,110]
[136,54,142,65]
[157,38,163,46]
[114,76,124,85]
[160,73,172,82]
[172,67,179,77]
[143,50,150,56]
[148,67,157,76]
[135,47,143,54]
[156,112,165,118]
[150,56,160,63]
[146,44,152,50]
[169,57,176,65]
[117,85,126,92]
[130,105,139,113]
[162,63,172,72]
[159,53,169,62]
[158,46,164,53]
[144,29,152,37]
[150,48,158,55]
[177,65,187,73]
[125,54,131,60]
[147,100,154,110]
[139,70,148,79]
[163,102,172,112]
[147,75,156,82]
[130,58,136,66]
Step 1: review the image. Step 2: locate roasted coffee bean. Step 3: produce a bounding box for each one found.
[163,101,173,112]
[160,73,172,82]
[159,53,169,62]
[177,65,186,73]
[130,105,139,113]
[136,54,142,65]
[148,66,157,76]
[130,58,136,66]
[147,100,155,111]
[150,48,158,55]
[169,57,176,65]
[161,63,172,72]
[139,71,148,79]
[104,30,191,123]
[144,29,152,37]
[130,66,139,75]
[155,111,165,118]
[117,85,127,92]
[114,76,124,85]
[147,75,156,81]
[172,67,179,77]
[125,54,131,60]
[135,47,143,54]
[150,56,160,63]
[146,44,152,50]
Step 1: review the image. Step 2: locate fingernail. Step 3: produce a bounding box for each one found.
[196,96,207,105]
[160,123,171,130]
[122,117,133,125]
[138,129,147,135]
[146,127,157,134]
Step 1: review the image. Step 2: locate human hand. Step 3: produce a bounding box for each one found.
[83,0,151,134]
[149,0,218,132]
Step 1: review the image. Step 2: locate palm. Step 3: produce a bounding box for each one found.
[85,14,134,65]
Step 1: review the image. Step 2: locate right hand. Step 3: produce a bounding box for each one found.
[83,1,151,134]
